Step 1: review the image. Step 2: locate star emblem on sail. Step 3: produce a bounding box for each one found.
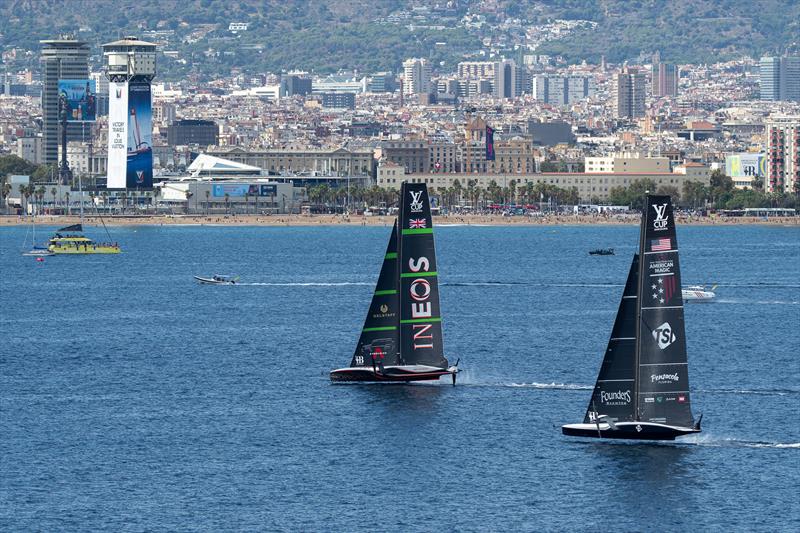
[650,275,676,304]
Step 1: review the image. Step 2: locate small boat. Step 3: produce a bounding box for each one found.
[194,275,240,285]
[21,211,55,256]
[48,224,121,254]
[562,194,702,441]
[330,182,460,384]
[589,248,615,256]
[23,246,55,257]
[682,285,716,302]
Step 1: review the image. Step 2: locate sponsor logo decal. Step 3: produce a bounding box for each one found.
[650,276,677,305]
[652,322,676,349]
[380,304,388,313]
[636,425,642,432]
[409,218,426,229]
[677,395,687,403]
[651,372,679,384]
[652,203,669,231]
[648,257,674,275]
[115,87,122,98]
[645,397,655,403]
[600,390,631,405]
[409,190,424,213]
[136,170,145,184]
[408,256,434,350]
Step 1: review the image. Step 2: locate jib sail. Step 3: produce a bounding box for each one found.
[584,255,639,424]
[350,221,400,368]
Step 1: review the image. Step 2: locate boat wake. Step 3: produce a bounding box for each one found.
[698,387,800,397]
[242,282,372,287]
[682,434,800,449]
[442,281,623,288]
[713,299,800,305]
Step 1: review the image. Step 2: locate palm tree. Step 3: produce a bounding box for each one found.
[65,191,71,216]
[50,187,57,211]
[1,180,12,212]
[152,187,161,214]
[185,190,193,214]
[205,190,211,215]
[224,193,230,214]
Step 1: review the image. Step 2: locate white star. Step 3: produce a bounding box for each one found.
[660,298,665,303]
[659,288,664,294]
[652,293,658,299]
[658,278,664,284]
[651,284,657,290]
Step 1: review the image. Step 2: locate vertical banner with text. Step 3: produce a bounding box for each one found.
[107,81,128,189]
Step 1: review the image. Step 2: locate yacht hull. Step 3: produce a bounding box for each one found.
[562,421,701,441]
[330,365,455,383]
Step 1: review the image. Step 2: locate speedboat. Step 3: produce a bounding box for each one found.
[194,275,240,285]
[23,246,55,257]
[682,285,716,302]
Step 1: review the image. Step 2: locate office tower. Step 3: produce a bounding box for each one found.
[533,75,593,106]
[765,116,800,194]
[40,36,89,164]
[760,56,800,102]
[103,37,157,189]
[280,74,312,97]
[402,58,431,95]
[652,62,679,97]
[457,59,517,98]
[615,67,646,119]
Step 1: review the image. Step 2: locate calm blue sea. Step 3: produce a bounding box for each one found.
[1,223,799,531]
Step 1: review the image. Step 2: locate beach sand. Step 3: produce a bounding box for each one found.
[1,213,796,227]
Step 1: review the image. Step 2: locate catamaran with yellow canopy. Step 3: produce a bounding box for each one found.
[48,224,121,254]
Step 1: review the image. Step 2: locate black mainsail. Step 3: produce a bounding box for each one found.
[398,182,449,369]
[564,194,700,440]
[635,194,694,427]
[330,182,456,383]
[349,221,400,369]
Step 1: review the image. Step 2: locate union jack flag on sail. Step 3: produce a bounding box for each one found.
[409,218,426,229]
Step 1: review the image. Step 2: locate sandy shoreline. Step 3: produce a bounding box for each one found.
[0,214,797,227]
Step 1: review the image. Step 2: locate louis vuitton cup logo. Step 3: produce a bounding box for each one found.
[409,190,424,213]
[652,203,669,231]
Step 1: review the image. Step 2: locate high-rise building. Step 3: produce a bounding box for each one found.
[533,75,594,106]
[40,37,90,165]
[280,74,312,97]
[615,67,646,119]
[760,56,800,102]
[402,58,431,95]
[367,72,397,93]
[103,37,157,189]
[765,116,800,194]
[457,59,518,98]
[652,62,679,97]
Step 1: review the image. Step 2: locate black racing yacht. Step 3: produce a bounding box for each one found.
[330,182,459,384]
[562,194,702,440]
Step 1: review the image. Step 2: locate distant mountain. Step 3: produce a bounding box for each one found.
[513,0,800,63]
[0,0,797,80]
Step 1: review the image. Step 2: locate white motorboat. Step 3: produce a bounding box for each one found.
[194,275,240,285]
[682,285,716,302]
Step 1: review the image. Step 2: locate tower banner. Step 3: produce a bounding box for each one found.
[106,80,153,189]
[107,81,128,189]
